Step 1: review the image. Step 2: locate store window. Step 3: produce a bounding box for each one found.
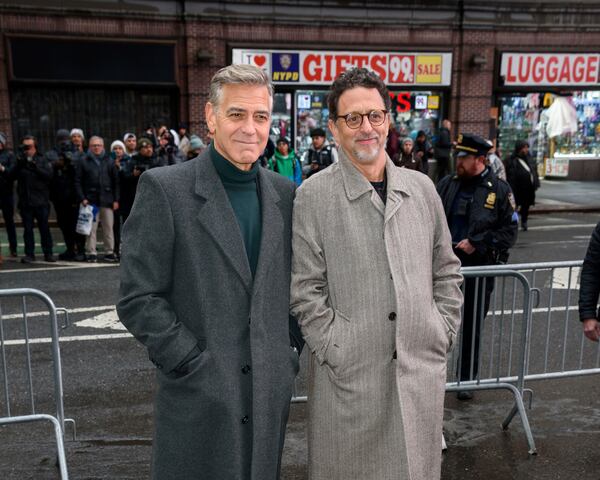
[389,90,445,143]
[294,90,331,158]
[498,91,600,162]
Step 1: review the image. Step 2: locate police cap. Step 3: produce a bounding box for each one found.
[454,133,492,158]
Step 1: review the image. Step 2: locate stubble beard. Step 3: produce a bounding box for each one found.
[351,133,384,164]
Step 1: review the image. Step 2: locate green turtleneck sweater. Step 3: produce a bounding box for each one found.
[211,143,262,277]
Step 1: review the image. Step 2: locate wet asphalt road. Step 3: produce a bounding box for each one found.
[1,211,599,479]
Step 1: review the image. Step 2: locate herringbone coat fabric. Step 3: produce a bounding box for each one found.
[290,151,463,480]
[117,150,299,479]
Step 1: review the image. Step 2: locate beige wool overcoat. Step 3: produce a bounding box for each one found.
[290,151,463,480]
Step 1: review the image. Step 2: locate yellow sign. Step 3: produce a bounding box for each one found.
[427,95,440,109]
[416,55,442,84]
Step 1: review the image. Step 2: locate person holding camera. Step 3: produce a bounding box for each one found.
[75,136,119,263]
[119,137,159,224]
[156,130,184,167]
[47,129,81,261]
[0,131,17,261]
[14,135,55,263]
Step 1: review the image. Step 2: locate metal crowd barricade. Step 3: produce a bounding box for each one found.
[0,288,72,479]
[446,268,536,454]
[468,260,600,382]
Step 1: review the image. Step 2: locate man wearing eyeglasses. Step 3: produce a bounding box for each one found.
[291,67,463,480]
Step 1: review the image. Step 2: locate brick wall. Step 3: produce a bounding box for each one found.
[2,9,600,147]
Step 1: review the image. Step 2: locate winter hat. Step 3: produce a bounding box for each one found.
[401,137,413,146]
[189,135,205,150]
[110,140,126,152]
[123,132,136,142]
[70,128,85,139]
[56,129,71,142]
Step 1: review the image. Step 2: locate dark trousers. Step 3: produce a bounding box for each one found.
[54,201,78,254]
[20,204,53,257]
[435,156,450,184]
[520,203,531,226]
[113,208,121,257]
[459,275,494,381]
[1,191,17,253]
[454,248,495,382]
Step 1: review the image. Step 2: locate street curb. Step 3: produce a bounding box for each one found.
[530,205,600,214]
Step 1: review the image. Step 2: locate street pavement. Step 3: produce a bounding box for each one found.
[0,194,600,478]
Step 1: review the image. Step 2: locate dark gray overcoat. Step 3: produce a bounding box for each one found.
[117,150,300,479]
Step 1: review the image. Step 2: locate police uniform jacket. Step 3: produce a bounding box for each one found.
[436,168,518,265]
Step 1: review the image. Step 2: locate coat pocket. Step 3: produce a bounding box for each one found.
[324,309,351,374]
[433,307,456,352]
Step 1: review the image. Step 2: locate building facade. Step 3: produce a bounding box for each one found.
[1,0,600,176]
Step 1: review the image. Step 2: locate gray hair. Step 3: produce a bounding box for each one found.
[208,64,273,109]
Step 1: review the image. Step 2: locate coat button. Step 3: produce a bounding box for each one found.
[241,365,251,374]
[388,312,397,321]
[392,350,397,360]
[241,415,249,424]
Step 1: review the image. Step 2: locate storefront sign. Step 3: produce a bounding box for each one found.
[232,49,452,86]
[500,53,600,86]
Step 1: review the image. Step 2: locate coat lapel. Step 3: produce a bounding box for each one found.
[194,152,253,293]
[384,159,411,224]
[252,168,283,296]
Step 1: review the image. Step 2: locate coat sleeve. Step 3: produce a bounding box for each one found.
[116,171,199,373]
[290,183,336,365]
[579,221,600,321]
[428,181,464,342]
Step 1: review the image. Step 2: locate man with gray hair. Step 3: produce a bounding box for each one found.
[75,135,119,262]
[117,64,303,479]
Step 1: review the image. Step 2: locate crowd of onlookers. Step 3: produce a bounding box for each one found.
[0,124,208,265]
[0,118,540,265]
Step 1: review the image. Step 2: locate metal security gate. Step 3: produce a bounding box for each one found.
[0,288,73,479]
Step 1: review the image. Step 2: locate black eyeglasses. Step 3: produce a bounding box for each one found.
[335,110,388,129]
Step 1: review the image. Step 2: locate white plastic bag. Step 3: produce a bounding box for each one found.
[76,204,95,236]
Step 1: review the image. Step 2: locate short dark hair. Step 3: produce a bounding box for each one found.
[327,68,391,120]
[21,134,37,146]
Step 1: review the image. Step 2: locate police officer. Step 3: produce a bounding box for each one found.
[437,133,518,400]
[303,127,338,177]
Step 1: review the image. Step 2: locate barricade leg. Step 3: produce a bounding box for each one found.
[500,384,537,455]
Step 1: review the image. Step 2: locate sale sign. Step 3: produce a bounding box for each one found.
[232,49,452,86]
[500,53,600,86]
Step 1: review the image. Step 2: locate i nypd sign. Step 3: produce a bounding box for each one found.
[232,48,452,86]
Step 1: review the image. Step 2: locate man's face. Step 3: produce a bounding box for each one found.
[276,141,289,156]
[22,138,36,155]
[71,134,83,147]
[89,139,104,156]
[112,146,124,158]
[443,119,451,130]
[311,135,325,150]
[159,136,169,147]
[456,154,483,178]
[402,140,413,155]
[520,144,529,156]
[125,137,136,151]
[329,86,388,165]
[205,84,272,171]
[139,143,153,157]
